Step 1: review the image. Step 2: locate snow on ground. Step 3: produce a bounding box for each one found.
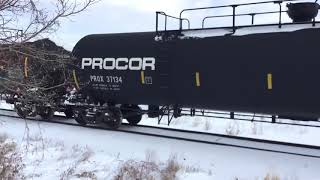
[0,100,320,179]
[3,99,320,147]
[0,117,319,180]
[0,100,14,110]
[139,115,320,147]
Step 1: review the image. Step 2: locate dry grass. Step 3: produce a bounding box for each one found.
[299,127,308,135]
[264,173,281,180]
[235,173,299,180]
[145,149,157,163]
[225,122,240,136]
[184,165,200,174]
[75,171,97,180]
[113,160,159,180]
[192,118,201,127]
[252,122,258,135]
[204,120,212,131]
[0,134,24,179]
[171,118,181,126]
[251,122,263,135]
[58,145,91,161]
[60,146,94,180]
[160,155,182,180]
[114,153,183,180]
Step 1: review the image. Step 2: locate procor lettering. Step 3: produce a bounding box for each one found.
[81,57,155,71]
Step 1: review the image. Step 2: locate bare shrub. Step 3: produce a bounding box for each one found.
[60,165,76,180]
[0,134,24,179]
[0,0,99,105]
[60,146,93,180]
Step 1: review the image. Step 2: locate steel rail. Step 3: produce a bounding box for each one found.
[1,110,320,159]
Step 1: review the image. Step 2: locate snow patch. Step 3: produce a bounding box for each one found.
[0,102,320,179]
[181,23,320,39]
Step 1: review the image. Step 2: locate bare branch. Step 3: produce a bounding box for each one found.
[0,0,99,104]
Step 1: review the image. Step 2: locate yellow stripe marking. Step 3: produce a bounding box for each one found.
[73,70,80,90]
[141,71,145,84]
[196,72,201,87]
[24,57,28,78]
[267,73,273,90]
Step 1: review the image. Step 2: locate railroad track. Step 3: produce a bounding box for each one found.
[2,105,320,129]
[1,109,320,159]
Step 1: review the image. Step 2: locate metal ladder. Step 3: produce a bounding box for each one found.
[156,43,171,90]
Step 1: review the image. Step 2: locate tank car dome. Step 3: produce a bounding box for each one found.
[287,2,319,22]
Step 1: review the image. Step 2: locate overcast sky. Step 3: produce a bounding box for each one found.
[48,0,305,50]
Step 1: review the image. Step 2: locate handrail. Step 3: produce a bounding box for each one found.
[202,10,288,28]
[179,0,302,31]
[155,0,319,37]
[156,11,190,34]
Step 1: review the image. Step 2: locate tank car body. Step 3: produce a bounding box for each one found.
[73,25,320,120]
[71,1,320,127]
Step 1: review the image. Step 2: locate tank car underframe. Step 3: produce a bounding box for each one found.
[62,99,184,128]
[66,102,144,129]
[72,104,123,129]
[13,97,55,120]
[3,91,319,128]
[3,91,319,129]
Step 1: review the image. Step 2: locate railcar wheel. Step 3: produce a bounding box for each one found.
[64,107,74,119]
[74,110,87,125]
[14,102,28,119]
[127,115,142,125]
[39,107,54,120]
[148,105,160,118]
[107,108,123,129]
[121,105,142,125]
